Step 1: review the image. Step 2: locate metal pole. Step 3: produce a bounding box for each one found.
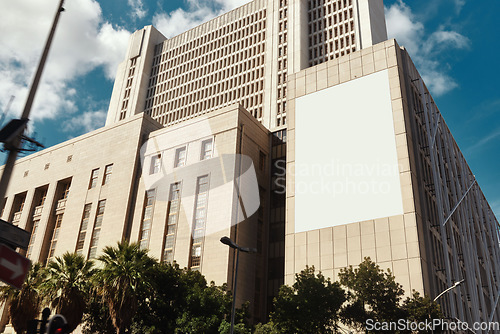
[230,247,240,334]
[0,0,65,200]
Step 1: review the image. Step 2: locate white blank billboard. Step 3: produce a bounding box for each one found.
[294,69,404,233]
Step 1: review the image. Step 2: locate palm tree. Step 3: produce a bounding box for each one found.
[95,241,156,334]
[42,252,95,333]
[0,262,45,334]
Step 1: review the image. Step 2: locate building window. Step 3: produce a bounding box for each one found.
[139,190,156,250]
[163,182,181,263]
[102,164,113,185]
[76,204,92,254]
[48,214,64,262]
[39,189,48,207]
[189,175,209,270]
[88,200,106,259]
[61,182,71,201]
[89,168,99,189]
[175,147,187,167]
[150,154,162,174]
[26,219,39,259]
[200,139,213,160]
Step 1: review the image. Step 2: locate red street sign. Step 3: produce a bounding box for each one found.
[0,243,31,289]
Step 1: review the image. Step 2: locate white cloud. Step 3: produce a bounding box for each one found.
[0,0,130,124]
[454,0,466,14]
[128,0,147,19]
[385,1,424,52]
[466,128,500,153]
[153,0,252,38]
[424,30,470,55]
[63,109,107,133]
[385,1,469,96]
[154,6,219,38]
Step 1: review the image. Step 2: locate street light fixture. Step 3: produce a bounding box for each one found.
[433,279,465,302]
[220,236,257,334]
[430,280,465,334]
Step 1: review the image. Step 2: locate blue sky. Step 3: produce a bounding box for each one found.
[1,0,499,218]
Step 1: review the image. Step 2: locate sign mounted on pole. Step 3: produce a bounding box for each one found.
[0,243,31,289]
[0,219,30,250]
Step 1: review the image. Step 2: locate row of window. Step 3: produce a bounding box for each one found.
[310,34,356,57]
[145,83,265,125]
[309,2,353,20]
[154,33,266,72]
[309,20,354,39]
[138,175,209,269]
[75,199,106,259]
[146,67,265,104]
[150,139,213,175]
[276,1,288,126]
[308,0,352,11]
[119,58,138,121]
[89,164,113,189]
[21,181,71,262]
[153,9,267,61]
[138,7,269,126]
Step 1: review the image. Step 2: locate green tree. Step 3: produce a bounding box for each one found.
[42,252,95,333]
[218,319,252,334]
[402,291,442,333]
[130,261,184,334]
[81,290,115,334]
[174,270,235,334]
[338,257,406,332]
[95,241,156,334]
[0,262,45,334]
[271,266,346,334]
[253,322,281,334]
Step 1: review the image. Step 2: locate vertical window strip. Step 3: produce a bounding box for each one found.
[139,190,156,250]
[76,203,92,254]
[89,168,99,189]
[201,139,213,160]
[189,175,209,270]
[48,213,64,262]
[88,200,106,259]
[163,183,181,263]
[103,164,113,185]
[151,154,162,174]
[175,147,187,167]
[26,219,39,259]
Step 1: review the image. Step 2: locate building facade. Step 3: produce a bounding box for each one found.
[105,0,386,130]
[0,106,271,327]
[285,39,500,325]
[1,0,500,331]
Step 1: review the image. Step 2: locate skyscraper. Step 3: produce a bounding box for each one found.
[105,0,387,129]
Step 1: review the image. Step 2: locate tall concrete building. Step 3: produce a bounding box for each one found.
[284,39,500,326]
[1,0,500,331]
[105,0,386,130]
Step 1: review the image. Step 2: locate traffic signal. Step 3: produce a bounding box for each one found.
[46,314,67,334]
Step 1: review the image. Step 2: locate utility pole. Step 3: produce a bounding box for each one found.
[0,0,65,200]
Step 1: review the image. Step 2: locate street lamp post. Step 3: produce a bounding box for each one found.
[0,0,65,200]
[432,279,465,334]
[220,236,257,334]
